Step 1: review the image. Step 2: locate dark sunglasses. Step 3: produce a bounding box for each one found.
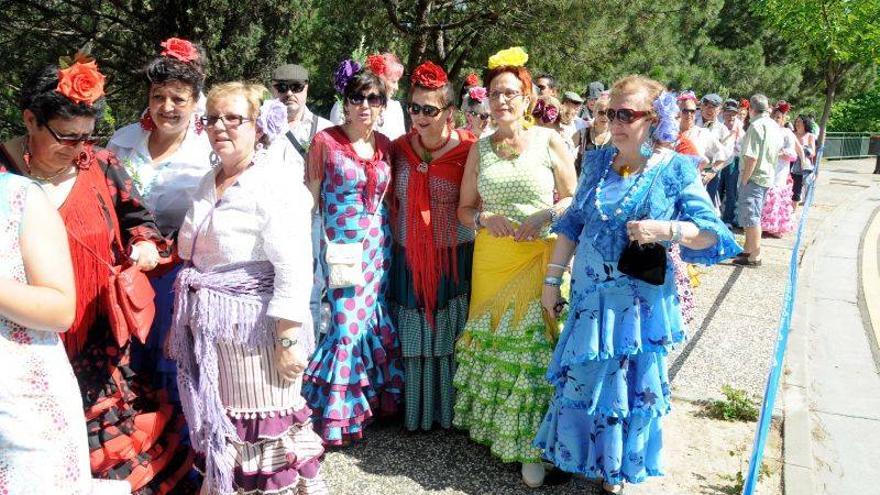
[467,110,490,121]
[199,114,253,128]
[606,108,652,124]
[273,80,307,94]
[347,93,386,108]
[536,84,548,91]
[408,102,448,117]
[46,125,96,146]
[680,108,697,115]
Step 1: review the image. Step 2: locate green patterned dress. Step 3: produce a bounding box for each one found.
[453,126,561,463]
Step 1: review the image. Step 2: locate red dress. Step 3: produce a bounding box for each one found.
[0,145,194,494]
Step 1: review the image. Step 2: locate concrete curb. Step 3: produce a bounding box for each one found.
[858,207,880,369]
[783,183,880,495]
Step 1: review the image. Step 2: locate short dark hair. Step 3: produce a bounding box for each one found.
[795,114,814,132]
[343,71,388,104]
[144,54,205,97]
[535,73,557,89]
[19,65,104,126]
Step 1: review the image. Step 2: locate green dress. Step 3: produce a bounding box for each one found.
[453,126,560,463]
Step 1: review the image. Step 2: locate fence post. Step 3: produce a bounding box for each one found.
[870,135,880,174]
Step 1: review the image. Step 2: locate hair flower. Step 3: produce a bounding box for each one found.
[381,53,404,82]
[488,47,528,69]
[652,91,680,143]
[775,100,791,114]
[160,37,200,63]
[56,60,106,106]
[468,86,487,103]
[464,73,480,87]
[677,90,697,103]
[543,105,559,123]
[333,58,362,94]
[411,61,448,89]
[256,99,288,143]
[365,54,387,79]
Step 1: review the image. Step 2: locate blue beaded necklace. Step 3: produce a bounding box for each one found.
[594,149,660,222]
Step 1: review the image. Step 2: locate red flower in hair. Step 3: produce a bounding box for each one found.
[366,54,388,78]
[775,100,791,114]
[160,37,199,63]
[740,99,750,110]
[56,61,106,106]
[411,61,448,89]
[464,73,480,87]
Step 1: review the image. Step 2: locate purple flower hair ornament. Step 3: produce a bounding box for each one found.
[256,99,288,143]
[652,91,680,143]
[334,58,362,94]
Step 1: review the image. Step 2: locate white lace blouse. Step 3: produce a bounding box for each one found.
[176,147,314,324]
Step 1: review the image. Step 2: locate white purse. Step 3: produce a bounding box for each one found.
[325,240,365,289]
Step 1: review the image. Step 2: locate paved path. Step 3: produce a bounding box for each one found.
[783,158,880,494]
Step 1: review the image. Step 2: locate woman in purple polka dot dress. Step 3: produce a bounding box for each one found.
[303,67,404,445]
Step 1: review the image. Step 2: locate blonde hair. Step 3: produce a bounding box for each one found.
[594,93,611,112]
[610,75,665,109]
[206,81,267,120]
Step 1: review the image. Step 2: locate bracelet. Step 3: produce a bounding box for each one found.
[276,337,299,349]
[547,263,568,272]
[473,211,482,229]
[543,276,563,287]
[670,221,683,243]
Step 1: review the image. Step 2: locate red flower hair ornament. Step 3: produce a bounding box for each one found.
[464,72,480,87]
[56,60,106,106]
[160,37,199,63]
[411,61,448,89]
[366,54,388,79]
[775,100,791,114]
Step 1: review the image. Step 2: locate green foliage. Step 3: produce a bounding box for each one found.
[705,385,759,422]
[829,79,880,132]
[720,445,773,494]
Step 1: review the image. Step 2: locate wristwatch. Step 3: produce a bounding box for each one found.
[276,337,299,349]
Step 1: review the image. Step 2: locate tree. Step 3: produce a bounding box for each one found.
[755,0,880,146]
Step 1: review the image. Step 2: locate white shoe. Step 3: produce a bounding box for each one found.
[521,462,546,488]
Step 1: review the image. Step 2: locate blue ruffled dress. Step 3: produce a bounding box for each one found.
[533,147,740,485]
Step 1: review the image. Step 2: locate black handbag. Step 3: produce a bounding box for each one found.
[616,161,668,286]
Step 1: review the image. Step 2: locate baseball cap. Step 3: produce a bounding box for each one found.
[272,64,309,82]
[722,98,739,111]
[701,93,722,106]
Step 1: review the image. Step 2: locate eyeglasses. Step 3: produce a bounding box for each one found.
[595,110,609,118]
[273,80,307,94]
[346,93,386,108]
[680,108,697,116]
[606,108,652,124]
[488,90,523,102]
[536,84,548,92]
[199,114,253,129]
[467,110,490,121]
[45,125,96,146]
[408,102,448,117]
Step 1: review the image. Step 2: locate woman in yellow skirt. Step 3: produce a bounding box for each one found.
[455,47,577,488]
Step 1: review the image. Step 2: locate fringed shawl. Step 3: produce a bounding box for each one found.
[169,260,276,495]
[392,130,476,327]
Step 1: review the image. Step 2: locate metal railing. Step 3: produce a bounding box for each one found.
[823,132,874,160]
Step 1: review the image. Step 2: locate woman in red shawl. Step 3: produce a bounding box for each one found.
[389,61,477,431]
[0,60,193,493]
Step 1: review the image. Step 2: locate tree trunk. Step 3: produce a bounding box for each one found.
[817,77,836,151]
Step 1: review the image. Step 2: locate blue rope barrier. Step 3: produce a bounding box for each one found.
[742,146,823,494]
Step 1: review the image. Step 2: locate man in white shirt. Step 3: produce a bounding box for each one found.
[559,91,588,144]
[678,93,730,185]
[719,99,745,226]
[270,63,333,339]
[698,93,731,205]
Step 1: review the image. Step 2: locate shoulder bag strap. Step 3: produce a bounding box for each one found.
[286,130,308,160]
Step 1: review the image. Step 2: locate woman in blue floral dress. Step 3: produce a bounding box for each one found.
[303,65,404,445]
[535,75,741,494]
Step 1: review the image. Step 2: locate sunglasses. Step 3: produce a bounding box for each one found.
[536,84,548,91]
[408,102,449,117]
[199,114,253,129]
[680,108,697,115]
[606,108,652,124]
[595,110,609,117]
[467,110,490,121]
[46,125,96,146]
[347,93,386,108]
[273,80,307,94]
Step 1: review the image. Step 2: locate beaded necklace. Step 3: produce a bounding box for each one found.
[594,150,658,222]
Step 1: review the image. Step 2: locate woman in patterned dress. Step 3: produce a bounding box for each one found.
[107,38,213,400]
[389,61,477,432]
[303,66,404,445]
[535,76,740,495]
[0,61,191,493]
[454,48,576,488]
[0,173,94,494]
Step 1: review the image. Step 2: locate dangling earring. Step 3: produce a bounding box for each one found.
[140,111,157,131]
[194,116,205,135]
[23,135,32,168]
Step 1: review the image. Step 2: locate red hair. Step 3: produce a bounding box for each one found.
[483,66,533,99]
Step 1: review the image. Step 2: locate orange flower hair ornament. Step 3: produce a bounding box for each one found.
[56,60,106,106]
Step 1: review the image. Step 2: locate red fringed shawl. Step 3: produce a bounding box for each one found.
[393,130,476,327]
